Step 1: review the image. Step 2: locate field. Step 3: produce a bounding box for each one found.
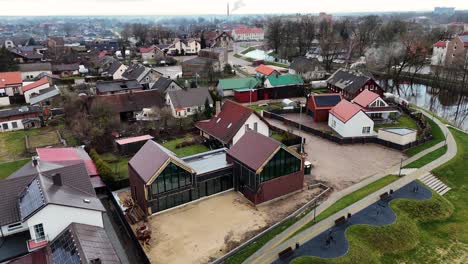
[292,128,468,264]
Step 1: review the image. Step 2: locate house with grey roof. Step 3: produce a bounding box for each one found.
[19,63,52,81]
[0,106,42,132]
[149,77,182,93]
[95,79,144,95]
[327,68,384,100]
[0,159,109,262]
[122,64,162,84]
[166,87,213,118]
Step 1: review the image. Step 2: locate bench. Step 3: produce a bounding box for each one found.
[278,247,294,259]
[335,216,346,226]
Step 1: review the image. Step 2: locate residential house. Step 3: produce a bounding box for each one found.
[217,77,260,102]
[198,48,229,67]
[36,147,105,190]
[196,100,269,147]
[328,99,374,138]
[140,46,165,61]
[209,31,234,51]
[166,87,213,118]
[445,34,468,67]
[0,106,42,132]
[0,72,23,106]
[86,39,119,52]
[122,64,162,85]
[226,131,304,204]
[19,63,52,81]
[128,130,303,215]
[88,89,164,122]
[51,64,80,78]
[232,27,264,41]
[352,89,399,121]
[181,56,220,78]
[327,68,384,100]
[22,77,51,103]
[29,86,60,107]
[306,93,342,122]
[255,64,280,78]
[102,60,128,80]
[149,77,183,93]
[8,47,44,63]
[289,57,326,81]
[431,41,449,66]
[95,80,144,95]
[263,74,305,99]
[47,37,65,48]
[0,160,112,262]
[165,39,201,55]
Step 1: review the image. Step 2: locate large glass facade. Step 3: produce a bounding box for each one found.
[149,162,192,198]
[259,148,301,182]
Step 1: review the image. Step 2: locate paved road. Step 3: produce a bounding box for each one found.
[244,110,457,264]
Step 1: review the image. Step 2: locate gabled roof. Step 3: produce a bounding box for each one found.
[0,161,103,226]
[168,88,213,109]
[309,93,342,109]
[149,77,177,92]
[129,140,194,183]
[266,74,304,87]
[218,77,259,91]
[96,80,143,94]
[106,61,124,75]
[0,106,42,119]
[37,147,98,176]
[227,131,281,172]
[89,89,164,114]
[234,27,264,34]
[50,223,121,264]
[433,40,447,48]
[195,100,261,145]
[19,63,52,73]
[329,99,363,123]
[352,89,381,108]
[139,46,156,53]
[22,77,49,92]
[255,64,276,76]
[0,72,22,88]
[327,68,374,94]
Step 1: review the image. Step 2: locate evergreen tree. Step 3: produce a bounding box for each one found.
[0,47,19,72]
[200,31,207,49]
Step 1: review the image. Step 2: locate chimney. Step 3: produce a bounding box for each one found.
[52,173,62,186]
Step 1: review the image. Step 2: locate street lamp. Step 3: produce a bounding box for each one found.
[297,100,304,154]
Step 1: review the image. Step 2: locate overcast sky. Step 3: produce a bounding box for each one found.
[0,0,467,16]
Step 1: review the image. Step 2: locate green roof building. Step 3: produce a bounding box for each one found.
[217,77,260,96]
[265,74,304,88]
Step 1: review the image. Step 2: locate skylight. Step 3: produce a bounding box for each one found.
[227,123,232,128]
[216,118,221,123]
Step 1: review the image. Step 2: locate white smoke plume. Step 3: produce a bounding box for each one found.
[230,0,246,13]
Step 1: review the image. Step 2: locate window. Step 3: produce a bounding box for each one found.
[245,124,250,131]
[362,126,371,134]
[259,148,301,183]
[187,108,191,113]
[331,119,336,128]
[2,123,8,130]
[34,224,45,240]
[254,122,258,132]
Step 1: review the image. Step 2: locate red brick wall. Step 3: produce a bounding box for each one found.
[241,169,304,205]
[128,165,149,215]
[234,90,258,103]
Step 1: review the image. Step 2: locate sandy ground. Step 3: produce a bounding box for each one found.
[280,113,333,132]
[267,118,405,190]
[141,185,323,264]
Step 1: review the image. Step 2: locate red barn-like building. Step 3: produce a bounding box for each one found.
[306,93,342,122]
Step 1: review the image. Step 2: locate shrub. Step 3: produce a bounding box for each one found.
[89,148,114,183]
[392,195,454,223]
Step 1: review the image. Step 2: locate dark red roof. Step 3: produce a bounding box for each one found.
[196,100,257,145]
[330,99,363,123]
[22,77,49,92]
[227,131,281,172]
[433,41,447,48]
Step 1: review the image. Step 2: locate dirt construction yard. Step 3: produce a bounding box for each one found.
[141,187,322,264]
[267,117,405,190]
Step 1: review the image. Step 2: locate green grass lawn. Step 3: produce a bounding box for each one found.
[162,137,209,157]
[223,175,400,264]
[100,153,130,180]
[405,117,445,157]
[311,88,331,94]
[292,128,468,264]
[374,115,419,132]
[0,159,30,179]
[403,145,447,169]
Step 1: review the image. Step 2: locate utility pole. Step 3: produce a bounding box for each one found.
[398,158,403,177]
[298,101,304,153]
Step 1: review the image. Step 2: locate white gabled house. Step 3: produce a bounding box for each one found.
[352,89,399,121]
[328,99,374,138]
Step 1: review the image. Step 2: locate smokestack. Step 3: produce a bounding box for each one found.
[52,173,62,186]
[227,2,230,16]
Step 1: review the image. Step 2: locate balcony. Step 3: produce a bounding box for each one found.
[27,235,48,252]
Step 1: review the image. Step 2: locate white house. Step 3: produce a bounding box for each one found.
[19,63,53,81]
[431,40,449,66]
[0,162,105,258]
[0,106,42,132]
[352,89,399,121]
[328,99,374,138]
[232,28,265,41]
[167,39,201,55]
[196,100,269,147]
[166,87,213,118]
[22,77,51,103]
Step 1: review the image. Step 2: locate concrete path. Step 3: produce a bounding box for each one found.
[243,110,457,264]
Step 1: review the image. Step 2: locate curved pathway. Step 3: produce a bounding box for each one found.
[272,181,432,263]
[243,110,457,264]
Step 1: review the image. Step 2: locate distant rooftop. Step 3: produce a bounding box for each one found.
[182,148,231,175]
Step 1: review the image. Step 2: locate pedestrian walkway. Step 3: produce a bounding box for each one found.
[419,173,451,195]
[397,168,418,175]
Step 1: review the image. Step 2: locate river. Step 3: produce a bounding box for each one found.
[379,81,468,132]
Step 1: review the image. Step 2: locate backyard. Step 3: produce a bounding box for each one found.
[161,136,209,157]
[0,159,30,179]
[373,114,419,132]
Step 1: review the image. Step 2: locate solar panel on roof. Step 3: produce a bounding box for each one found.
[19,179,45,220]
[50,229,81,264]
[314,95,342,107]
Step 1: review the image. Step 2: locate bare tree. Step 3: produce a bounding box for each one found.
[353,16,381,56]
[266,18,283,54]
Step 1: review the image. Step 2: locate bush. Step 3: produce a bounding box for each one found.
[89,149,114,183]
[392,195,454,223]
